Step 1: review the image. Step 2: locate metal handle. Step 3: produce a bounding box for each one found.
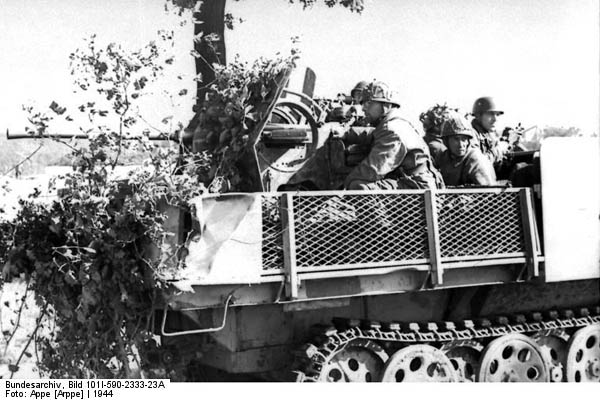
[160,294,233,337]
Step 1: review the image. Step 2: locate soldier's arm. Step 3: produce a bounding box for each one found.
[493,141,510,163]
[344,129,407,188]
[343,126,375,145]
[485,131,508,166]
[464,150,497,186]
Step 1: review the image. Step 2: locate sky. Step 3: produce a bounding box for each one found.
[0,0,598,136]
[0,0,196,135]
[226,0,600,134]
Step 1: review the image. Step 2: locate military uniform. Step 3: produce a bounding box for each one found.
[471,118,506,167]
[344,108,443,190]
[436,147,496,186]
[424,136,446,165]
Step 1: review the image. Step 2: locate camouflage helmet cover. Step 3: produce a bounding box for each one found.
[441,111,476,139]
[472,96,504,116]
[419,104,459,136]
[362,81,401,107]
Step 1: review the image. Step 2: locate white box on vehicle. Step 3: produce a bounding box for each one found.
[541,137,600,282]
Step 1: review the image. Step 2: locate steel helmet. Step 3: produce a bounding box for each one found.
[441,112,476,139]
[363,81,401,108]
[350,81,368,98]
[472,96,504,117]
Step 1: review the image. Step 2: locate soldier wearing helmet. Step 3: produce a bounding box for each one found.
[419,104,458,165]
[471,96,510,169]
[343,81,444,190]
[346,80,369,125]
[325,81,369,124]
[350,81,368,105]
[436,112,496,186]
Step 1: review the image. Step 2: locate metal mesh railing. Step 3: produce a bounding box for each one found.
[292,193,428,268]
[436,191,525,258]
[261,195,284,270]
[260,190,528,271]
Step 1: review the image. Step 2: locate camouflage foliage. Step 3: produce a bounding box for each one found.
[419,104,460,138]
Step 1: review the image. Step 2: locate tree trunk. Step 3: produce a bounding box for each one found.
[194,0,227,106]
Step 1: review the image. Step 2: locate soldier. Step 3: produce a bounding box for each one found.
[437,112,496,186]
[325,81,369,124]
[470,96,510,169]
[343,81,444,190]
[350,81,368,105]
[346,80,370,126]
[419,104,458,165]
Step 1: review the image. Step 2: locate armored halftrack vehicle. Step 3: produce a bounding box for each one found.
[151,70,600,382]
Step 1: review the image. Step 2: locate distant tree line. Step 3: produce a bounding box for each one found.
[520,126,596,150]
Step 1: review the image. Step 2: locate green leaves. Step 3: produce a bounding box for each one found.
[49,101,67,115]
[0,30,193,379]
[188,48,297,192]
[81,286,97,306]
[64,271,78,285]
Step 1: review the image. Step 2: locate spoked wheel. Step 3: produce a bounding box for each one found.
[260,100,320,175]
[478,333,550,382]
[565,324,600,382]
[318,339,388,382]
[381,344,458,382]
[533,330,570,382]
[441,340,483,382]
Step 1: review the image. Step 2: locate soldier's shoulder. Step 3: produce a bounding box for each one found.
[386,113,423,135]
[465,147,491,163]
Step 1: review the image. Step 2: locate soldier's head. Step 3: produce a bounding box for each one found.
[362,81,400,123]
[350,81,369,105]
[441,112,476,157]
[419,104,459,137]
[472,96,504,131]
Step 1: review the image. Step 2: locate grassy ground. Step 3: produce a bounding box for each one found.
[0,135,156,179]
[0,136,71,178]
[0,280,42,378]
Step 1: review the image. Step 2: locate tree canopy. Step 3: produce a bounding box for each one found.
[169,0,363,104]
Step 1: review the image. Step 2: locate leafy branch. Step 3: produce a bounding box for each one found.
[0,21,300,378]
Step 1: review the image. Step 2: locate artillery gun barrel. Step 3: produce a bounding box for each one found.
[6,129,178,141]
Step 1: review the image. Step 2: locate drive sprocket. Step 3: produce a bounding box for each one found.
[314,338,388,382]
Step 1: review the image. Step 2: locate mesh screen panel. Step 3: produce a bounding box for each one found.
[436,192,525,258]
[259,190,527,271]
[262,195,284,270]
[292,194,428,268]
